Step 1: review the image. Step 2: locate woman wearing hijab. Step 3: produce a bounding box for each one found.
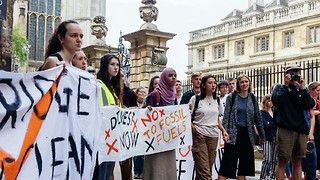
[142,67,178,180]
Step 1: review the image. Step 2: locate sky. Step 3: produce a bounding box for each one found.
[105,0,271,80]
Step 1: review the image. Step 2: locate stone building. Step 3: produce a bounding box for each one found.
[187,0,320,77]
[13,0,106,72]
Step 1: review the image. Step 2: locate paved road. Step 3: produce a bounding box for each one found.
[113,158,265,180]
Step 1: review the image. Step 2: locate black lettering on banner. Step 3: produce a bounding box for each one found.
[33,86,54,120]
[51,137,64,180]
[80,135,92,176]
[176,159,187,180]
[19,80,35,121]
[145,137,155,152]
[77,76,89,116]
[34,143,42,176]
[179,135,185,145]
[214,147,224,173]
[111,116,117,130]
[33,75,54,97]
[119,131,139,150]
[68,135,80,174]
[55,88,72,113]
[0,78,21,130]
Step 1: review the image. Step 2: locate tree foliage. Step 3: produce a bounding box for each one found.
[12,27,28,66]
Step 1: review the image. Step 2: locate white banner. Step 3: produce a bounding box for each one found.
[175,132,225,180]
[0,66,100,179]
[99,105,192,162]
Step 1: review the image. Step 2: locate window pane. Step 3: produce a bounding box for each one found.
[310,27,315,44]
[46,17,53,47]
[47,0,54,15]
[316,26,320,43]
[28,14,37,60]
[38,15,45,61]
[55,0,61,16]
[39,0,45,13]
[29,0,37,12]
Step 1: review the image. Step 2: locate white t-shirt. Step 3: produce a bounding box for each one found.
[189,95,223,137]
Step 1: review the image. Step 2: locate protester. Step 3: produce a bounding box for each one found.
[72,50,87,70]
[302,82,320,180]
[148,75,160,94]
[308,82,320,178]
[217,80,229,117]
[227,77,236,94]
[272,63,315,180]
[40,20,83,70]
[95,54,122,180]
[176,80,182,104]
[133,86,147,179]
[218,74,265,180]
[180,72,202,104]
[143,67,178,180]
[119,71,137,180]
[302,107,316,180]
[189,75,226,180]
[260,94,277,180]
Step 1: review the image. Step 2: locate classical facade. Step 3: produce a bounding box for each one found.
[187,0,320,77]
[13,0,106,72]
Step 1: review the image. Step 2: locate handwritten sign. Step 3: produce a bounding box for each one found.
[98,105,192,162]
[0,66,100,179]
[175,132,225,180]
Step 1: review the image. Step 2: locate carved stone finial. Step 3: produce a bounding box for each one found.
[139,0,158,30]
[91,16,108,43]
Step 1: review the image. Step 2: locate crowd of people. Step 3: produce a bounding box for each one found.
[37,19,320,180]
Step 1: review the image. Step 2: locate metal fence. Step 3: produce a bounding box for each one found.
[181,59,320,103]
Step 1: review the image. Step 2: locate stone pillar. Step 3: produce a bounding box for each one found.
[0,0,14,71]
[123,29,175,89]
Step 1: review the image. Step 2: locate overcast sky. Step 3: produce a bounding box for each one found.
[105,0,271,80]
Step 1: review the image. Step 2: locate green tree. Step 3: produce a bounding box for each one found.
[12,27,28,66]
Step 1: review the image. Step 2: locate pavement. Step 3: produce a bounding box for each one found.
[113,152,265,180]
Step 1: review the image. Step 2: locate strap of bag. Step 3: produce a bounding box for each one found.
[191,95,201,122]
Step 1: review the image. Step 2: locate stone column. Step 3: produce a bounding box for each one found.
[122,0,176,89]
[123,30,175,89]
[0,0,14,71]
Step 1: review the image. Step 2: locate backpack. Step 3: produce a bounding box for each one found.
[191,95,220,122]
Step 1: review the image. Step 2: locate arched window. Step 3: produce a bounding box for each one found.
[55,0,61,16]
[46,17,53,46]
[39,0,45,13]
[54,18,61,30]
[38,15,45,61]
[27,0,62,63]
[28,13,37,60]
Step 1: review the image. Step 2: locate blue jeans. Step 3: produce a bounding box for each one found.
[302,142,317,180]
[98,161,115,180]
[134,155,144,176]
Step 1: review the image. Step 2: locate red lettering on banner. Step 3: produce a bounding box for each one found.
[141,114,151,127]
[159,109,165,117]
[143,129,150,139]
[132,119,138,133]
[151,111,158,121]
[178,146,191,157]
[106,139,118,155]
[105,129,110,140]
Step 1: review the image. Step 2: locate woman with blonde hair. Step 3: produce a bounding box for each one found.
[218,74,265,180]
[260,94,277,180]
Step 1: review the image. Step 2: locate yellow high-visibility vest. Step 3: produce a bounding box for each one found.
[98,79,116,106]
